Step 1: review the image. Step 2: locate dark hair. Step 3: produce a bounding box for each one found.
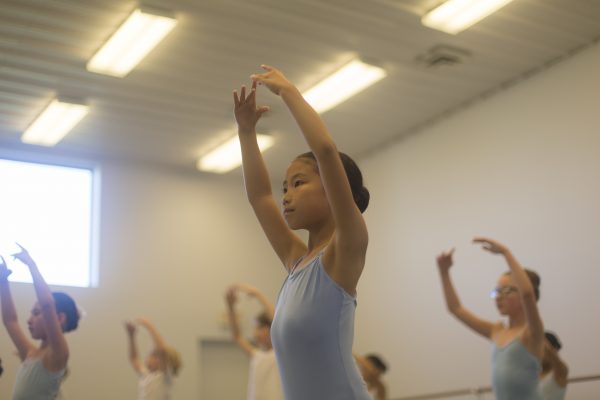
[255,312,272,328]
[503,268,540,301]
[52,292,79,333]
[365,353,388,373]
[545,331,562,351]
[296,151,370,213]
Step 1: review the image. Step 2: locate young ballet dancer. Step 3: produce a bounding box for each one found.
[234,65,371,399]
[355,353,388,400]
[540,331,568,400]
[225,283,282,400]
[124,318,181,400]
[0,245,80,399]
[436,238,545,400]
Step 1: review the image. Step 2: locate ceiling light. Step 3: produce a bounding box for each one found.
[197,134,274,173]
[22,99,89,146]
[303,59,387,113]
[87,8,177,77]
[422,0,515,35]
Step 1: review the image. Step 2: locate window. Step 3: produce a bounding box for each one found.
[0,158,97,287]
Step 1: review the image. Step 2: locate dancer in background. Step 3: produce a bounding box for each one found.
[234,65,371,399]
[355,353,388,400]
[225,283,282,400]
[124,318,181,400]
[436,238,544,400]
[540,331,568,400]
[1,245,80,399]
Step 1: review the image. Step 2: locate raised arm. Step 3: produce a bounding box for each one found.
[437,248,497,339]
[225,286,255,356]
[13,245,68,371]
[124,321,143,374]
[252,66,368,290]
[235,283,275,321]
[543,341,569,387]
[473,238,545,355]
[0,256,34,361]
[234,81,305,268]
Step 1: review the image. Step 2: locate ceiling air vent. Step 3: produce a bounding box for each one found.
[415,45,471,68]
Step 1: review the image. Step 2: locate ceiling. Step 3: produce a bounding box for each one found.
[1,0,599,178]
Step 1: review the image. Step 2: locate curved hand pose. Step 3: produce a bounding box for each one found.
[234,65,371,399]
[124,318,181,400]
[0,244,79,399]
[437,237,544,400]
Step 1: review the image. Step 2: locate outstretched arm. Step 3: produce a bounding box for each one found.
[252,66,368,292]
[225,287,255,356]
[124,322,143,374]
[13,245,69,371]
[234,80,305,269]
[235,283,275,321]
[437,248,496,339]
[473,238,544,355]
[0,256,34,361]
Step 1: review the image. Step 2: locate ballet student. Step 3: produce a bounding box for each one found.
[436,238,545,400]
[0,245,80,400]
[355,353,389,400]
[225,283,282,400]
[540,331,568,400]
[124,318,181,400]
[234,65,371,399]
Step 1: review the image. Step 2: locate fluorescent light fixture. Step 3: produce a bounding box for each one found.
[87,8,177,77]
[197,134,274,173]
[303,59,387,113]
[422,0,515,34]
[22,99,89,146]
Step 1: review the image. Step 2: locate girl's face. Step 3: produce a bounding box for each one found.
[493,274,522,316]
[145,350,162,372]
[282,159,330,230]
[27,303,47,340]
[254,324,272,349]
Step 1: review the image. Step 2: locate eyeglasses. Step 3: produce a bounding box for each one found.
[490,286,518,299]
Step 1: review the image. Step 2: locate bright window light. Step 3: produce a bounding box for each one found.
[422,0,516,35]
[87,8,177,77]
[0,159,96,287]
[21,99,89,147]
[303,59,387,114]
[197,134,274,173]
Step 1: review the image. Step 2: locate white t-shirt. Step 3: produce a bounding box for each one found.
[247,349,283,400]
[138,369,172,400]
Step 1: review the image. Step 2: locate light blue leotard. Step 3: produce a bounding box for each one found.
[492,339,541,400]
[12,357,65,400]
[270,253,371,400]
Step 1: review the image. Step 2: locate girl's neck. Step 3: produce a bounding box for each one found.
[507,312,526,328]
[306,218,335,252]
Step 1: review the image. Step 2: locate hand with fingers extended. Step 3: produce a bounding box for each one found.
[225,287,238,306]
[233,80,270,133]
[0,256,12,281]
[124,321,137,336]
[11,243,36,267]
[250,64,295,96]
[436,248,455,273]
[473,237,508,255]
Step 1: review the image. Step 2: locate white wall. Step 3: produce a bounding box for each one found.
[355,41,600,398]
[0,161,286,399]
